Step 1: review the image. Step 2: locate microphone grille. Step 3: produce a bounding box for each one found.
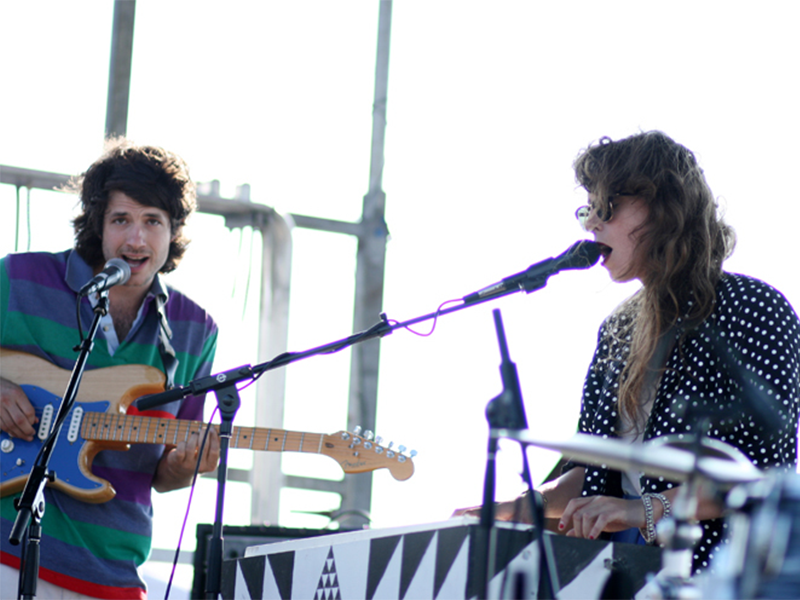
[106,258,132,283]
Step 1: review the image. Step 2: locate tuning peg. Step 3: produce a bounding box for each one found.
[387,441,394,449]
[353,425,362,435]
[365,430,374,441]
[340,432,351,440]
[375,436,383,445]
[398,445,407,454]
[410,450,417,458]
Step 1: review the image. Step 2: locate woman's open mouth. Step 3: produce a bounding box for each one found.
[596,243,612,263]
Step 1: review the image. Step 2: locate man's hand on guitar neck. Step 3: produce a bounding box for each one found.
[0,377,37,441]
[152,426,221,493]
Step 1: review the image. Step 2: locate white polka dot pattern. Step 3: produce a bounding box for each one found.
[568,273,800,572]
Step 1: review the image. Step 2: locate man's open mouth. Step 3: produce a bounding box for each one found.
[122,255,148,268]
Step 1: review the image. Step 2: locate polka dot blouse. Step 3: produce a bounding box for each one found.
[569,273,800,572]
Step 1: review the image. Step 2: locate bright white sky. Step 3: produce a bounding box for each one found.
[2,1,799,596]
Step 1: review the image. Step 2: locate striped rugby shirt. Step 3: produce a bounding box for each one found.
[1,250,217,599]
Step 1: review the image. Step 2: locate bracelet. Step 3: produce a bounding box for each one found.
[640,494,657,544]
[522,489,548,507]
[639,493,670,544]
[648,492,671,520]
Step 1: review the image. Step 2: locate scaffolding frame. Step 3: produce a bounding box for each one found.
[1,0,392,547]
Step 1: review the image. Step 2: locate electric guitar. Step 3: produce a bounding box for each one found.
[0,349,414,503]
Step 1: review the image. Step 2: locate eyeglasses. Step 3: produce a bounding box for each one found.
[574,194,635,231]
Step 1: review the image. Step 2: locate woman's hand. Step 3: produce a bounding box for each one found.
[452,467,585,526]
[452,496,534,523]
[559,495,647,539]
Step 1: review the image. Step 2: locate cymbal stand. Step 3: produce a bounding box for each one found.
[642,419,711,600]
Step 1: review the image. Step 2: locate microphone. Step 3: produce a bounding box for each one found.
[463,240,600,303]
[79,258,132,296]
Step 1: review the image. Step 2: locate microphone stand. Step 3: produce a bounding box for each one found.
[136,258,573,410]
[202,379,243,600]
[9,292,110,600]
[473,309,559,600]
[137,248,591,598]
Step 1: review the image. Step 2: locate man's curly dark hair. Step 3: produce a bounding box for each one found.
[68,137,197,273]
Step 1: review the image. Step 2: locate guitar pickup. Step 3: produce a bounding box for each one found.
[67,407,83,443]
[37,404,54,441]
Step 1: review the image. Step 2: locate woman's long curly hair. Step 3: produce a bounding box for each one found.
[68,137,197,273]
[573,131,736,430]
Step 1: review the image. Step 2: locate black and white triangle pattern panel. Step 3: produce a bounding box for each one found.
[281,528,468,599]
[224,520,662,599]
[315,548,341,600]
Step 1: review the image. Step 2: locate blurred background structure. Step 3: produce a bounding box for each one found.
[2,1,798,596]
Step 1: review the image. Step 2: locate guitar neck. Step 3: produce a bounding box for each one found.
[0,348,414,491]
[81,412,327,454]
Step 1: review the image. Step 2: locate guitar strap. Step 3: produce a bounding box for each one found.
[154,294,179,390]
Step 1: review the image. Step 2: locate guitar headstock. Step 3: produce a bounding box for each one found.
[323,427,415,481]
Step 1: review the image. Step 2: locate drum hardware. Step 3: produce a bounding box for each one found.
[709,473,800,599]
[637,467,705,600]
[497,427,766,599]
[496,430,763,490]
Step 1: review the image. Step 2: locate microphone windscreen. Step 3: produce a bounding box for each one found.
[561,240,600,270]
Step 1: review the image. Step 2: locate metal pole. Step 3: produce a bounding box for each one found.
[342,0,393,526]
[105,0,136,138]
[250,214,293,527]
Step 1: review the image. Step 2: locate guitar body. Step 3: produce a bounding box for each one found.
[1,349,165,503]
